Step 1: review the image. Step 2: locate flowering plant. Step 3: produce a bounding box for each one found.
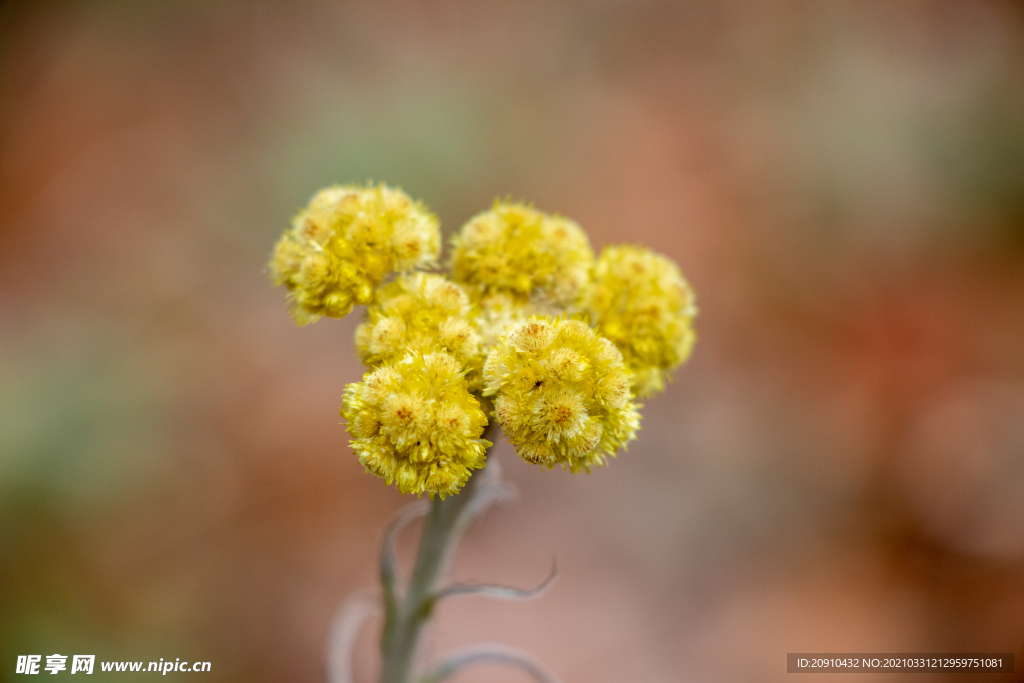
[270,183,696,683]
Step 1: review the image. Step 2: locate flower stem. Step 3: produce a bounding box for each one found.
[378,448,497,683]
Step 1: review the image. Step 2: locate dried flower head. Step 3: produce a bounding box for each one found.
[355,273,484,387]
[269,183,440,324]
[270,181,699,499]
[483,316,640,473]
[342,351,490,498]
[583,246,697,398]
[450,202,594,340]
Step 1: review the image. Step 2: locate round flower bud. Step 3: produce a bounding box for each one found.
[450,202,594,342]
[483,316,640,473]
[269,183,440,324]
[342,352,490,498]
[583,246,697,398]
[354,273,484,387]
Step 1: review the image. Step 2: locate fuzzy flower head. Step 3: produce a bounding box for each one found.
[342,351,491,498]
[483,316,640,473]
[355,273,484,387]
[583,246,697,398]
[269,183,440,324]
[450,202,594,339]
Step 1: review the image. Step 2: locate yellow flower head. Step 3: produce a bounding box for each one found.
[449,202,594,340]
[342,351,490,498]
[269,183,440,324]
[583,246,697,398]
[355,273,484,387]
[483,316,640,473]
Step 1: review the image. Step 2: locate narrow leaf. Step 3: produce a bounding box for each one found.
[325,590,380,683]
[433,560,557,602]
[381,500,430,610]
[416,644,562,683]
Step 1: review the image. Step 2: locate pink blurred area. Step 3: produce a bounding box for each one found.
[2,2,1023,682]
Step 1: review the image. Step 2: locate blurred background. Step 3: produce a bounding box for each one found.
[2,1,1023,681]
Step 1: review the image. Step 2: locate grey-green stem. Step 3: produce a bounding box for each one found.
[378,479,475,683]
[378,426,507,683]
[322,437,562,683]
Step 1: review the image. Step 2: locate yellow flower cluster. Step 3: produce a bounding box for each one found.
[342,352,491,498]
[483,317,640,473]
[584,246,697,398]
[271,181,698,496]
[269,183,440,324]
[450,202,594,342]
[354,273,484,386]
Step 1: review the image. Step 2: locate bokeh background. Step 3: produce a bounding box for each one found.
[2,1,1023,681]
